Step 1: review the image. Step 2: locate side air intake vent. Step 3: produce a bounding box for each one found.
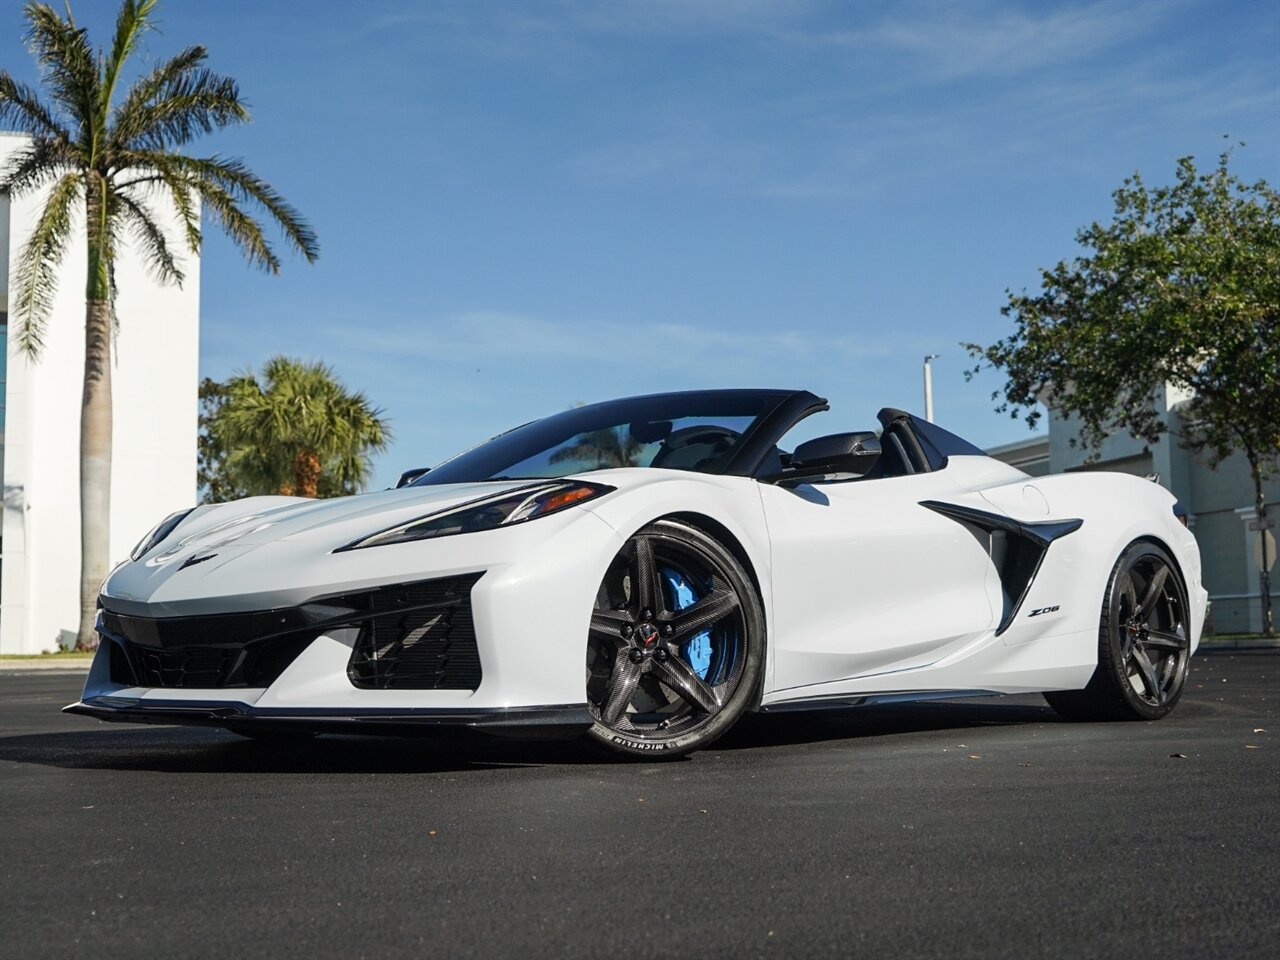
[919,500,1082,635]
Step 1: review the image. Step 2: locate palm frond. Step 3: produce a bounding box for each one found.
[113,151,316,270]
[187,172,280,271]
[107,256,121,344]
[110,43,205,135]
[115,165,202,253]
[11,170,81,356]
[101,0,157,119]
[148,152,319,264]
[0,71,72,140]
[113,63,248,152]
[23,2,100,146]
[0,135,76,196]
[114,189,185,286]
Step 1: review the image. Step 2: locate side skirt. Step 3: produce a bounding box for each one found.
[759,688,1002,713]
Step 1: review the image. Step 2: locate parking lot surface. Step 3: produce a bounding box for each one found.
[1,650,1276,959]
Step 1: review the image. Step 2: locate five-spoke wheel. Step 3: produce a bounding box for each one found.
[585,520,763,758]
[1045,540,1190,721]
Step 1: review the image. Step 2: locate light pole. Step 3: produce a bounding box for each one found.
[923,354,939,422]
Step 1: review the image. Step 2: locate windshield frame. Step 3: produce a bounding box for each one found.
[411,389,828,486]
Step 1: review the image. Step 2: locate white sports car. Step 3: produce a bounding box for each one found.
[68,389,1207,758]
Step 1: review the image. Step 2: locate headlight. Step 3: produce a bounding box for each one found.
[338,480,613,551]
[129,507,196,561]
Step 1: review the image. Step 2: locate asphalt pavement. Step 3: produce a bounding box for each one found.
[1,650,1276,960]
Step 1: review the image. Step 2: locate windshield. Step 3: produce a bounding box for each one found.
[415,390,789,485]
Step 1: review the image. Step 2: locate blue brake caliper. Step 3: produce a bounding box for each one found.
[662,568,712,680]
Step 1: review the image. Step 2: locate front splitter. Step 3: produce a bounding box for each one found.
[64,696,595,740]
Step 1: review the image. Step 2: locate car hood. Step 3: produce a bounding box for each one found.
[105,481,559,609]
[103,469,735,612]
[143,481,536,560]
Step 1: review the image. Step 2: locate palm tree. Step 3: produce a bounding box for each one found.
[0,0,319,648]
[550,427,646,470]
[211,357,389,500]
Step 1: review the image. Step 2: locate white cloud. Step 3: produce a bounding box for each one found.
[559,0,1275,201]
[313,308,888,370]
[822,1,1179,81]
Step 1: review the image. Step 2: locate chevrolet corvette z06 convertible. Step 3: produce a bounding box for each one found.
[68,389,1206,758]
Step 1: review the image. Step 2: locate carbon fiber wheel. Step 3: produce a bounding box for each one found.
[1045,540,1191,722]
[585,520,763,759]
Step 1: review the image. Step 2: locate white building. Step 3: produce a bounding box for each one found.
[987,384,1279,635]
[1,132,200,653]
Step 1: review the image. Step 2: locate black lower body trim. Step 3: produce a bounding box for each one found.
[759,689,1001,712]
[63,697,594,741]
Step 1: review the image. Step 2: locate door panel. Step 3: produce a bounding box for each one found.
[759,472,995,693]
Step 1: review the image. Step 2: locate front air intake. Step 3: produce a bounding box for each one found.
[346,575,484,690]
[102,609,323,688]
[100,573,484,691]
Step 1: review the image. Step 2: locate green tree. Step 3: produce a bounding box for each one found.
[197,377,247,504]
[967,148,1280,636]
[0,0,319,648]
[204,356,389,501]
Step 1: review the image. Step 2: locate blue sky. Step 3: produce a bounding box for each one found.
[3,0,1278,487]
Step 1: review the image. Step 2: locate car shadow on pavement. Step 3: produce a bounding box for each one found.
[719,699,1058,751]
[0,698,1060,774]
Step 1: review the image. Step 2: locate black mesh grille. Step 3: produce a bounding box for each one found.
[103,608,323,689]
[101,573,484,690]
[347,576,483,690]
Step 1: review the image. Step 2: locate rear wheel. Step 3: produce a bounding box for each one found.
[1045,540,1191,721]
[585,520,763,759]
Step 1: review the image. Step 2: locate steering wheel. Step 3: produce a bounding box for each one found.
[651,425,742,470]
[661,424,742,450]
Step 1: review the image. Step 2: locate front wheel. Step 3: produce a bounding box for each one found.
[585,520,764,759]
[1045,540,1191,722]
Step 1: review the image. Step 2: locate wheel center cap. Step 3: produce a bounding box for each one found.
[636,623,659,648]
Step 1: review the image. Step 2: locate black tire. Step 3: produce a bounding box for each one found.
[584,519,764,759]
[1045,540,1191,722]
[224,724,319,743]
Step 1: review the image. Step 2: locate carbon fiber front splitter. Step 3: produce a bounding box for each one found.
[64,696,595,740]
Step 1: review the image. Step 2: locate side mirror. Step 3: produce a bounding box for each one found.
[764,432,880,484]
[396,467,431,488]
[792,432,881,473]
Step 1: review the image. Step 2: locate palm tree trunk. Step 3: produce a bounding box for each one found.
[76,259,114,649]
[294,449,322,499]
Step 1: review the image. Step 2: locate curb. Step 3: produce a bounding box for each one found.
[0,659,92,673]
[1198,640,1280,652]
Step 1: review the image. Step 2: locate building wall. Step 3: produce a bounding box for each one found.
[1,185,10,487]
[0,133,199,653]
[1185,447,1279,634]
